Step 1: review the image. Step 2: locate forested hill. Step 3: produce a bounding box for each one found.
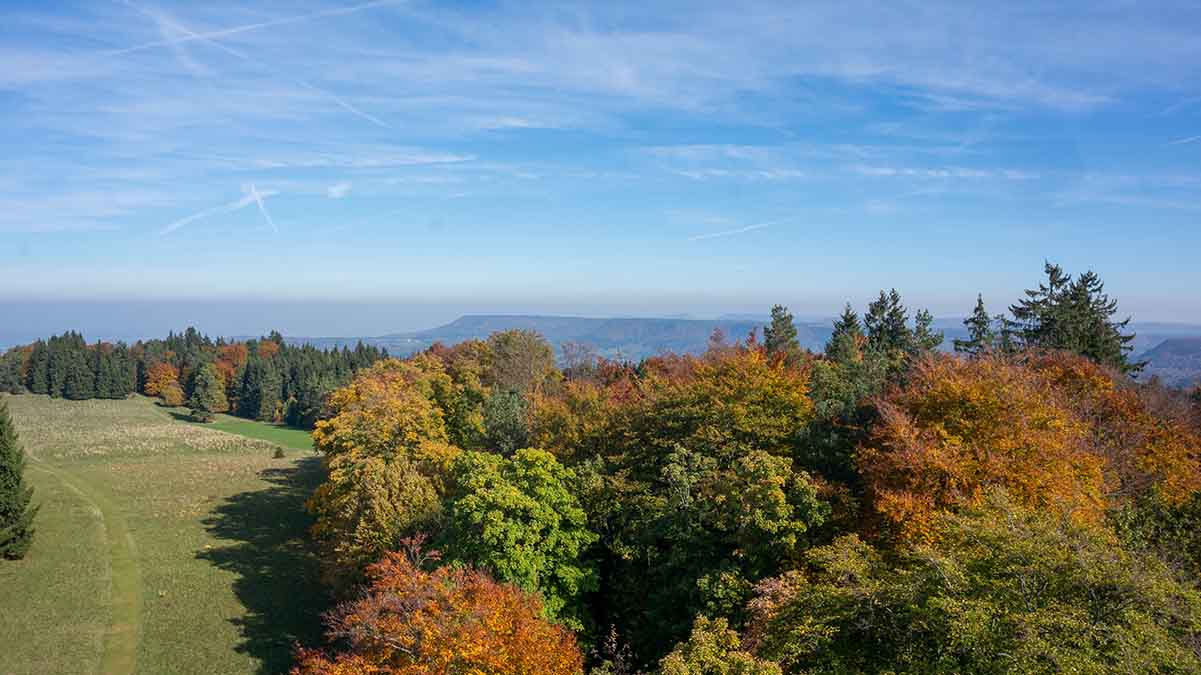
[276,314,1201,380]
[283,314,837,360]
[1139,337,1201,387]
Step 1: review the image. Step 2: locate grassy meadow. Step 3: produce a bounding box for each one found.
[0,395,326,675]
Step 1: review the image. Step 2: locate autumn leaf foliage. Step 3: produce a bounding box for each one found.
[859,351,1201,543]
[292,539,584,675]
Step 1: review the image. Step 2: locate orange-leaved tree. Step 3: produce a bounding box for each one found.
[292,540,584,675]
[144,361,180,397]
[308,358,460,587]
[858,351,1201,543]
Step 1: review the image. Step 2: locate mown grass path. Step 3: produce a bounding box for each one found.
[27,460,143,675]
[1,395,325,675]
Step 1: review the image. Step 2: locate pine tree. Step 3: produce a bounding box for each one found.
[0,400,37,559]
[912,308,944,353]
[61,350,95,401]
[865,289,912,353]
[825,303,865,363]
[954,294,996,355]
[26,342,49,395]
[763,304,802,363]
[1008,262,1140,373]
[188,363,228,422]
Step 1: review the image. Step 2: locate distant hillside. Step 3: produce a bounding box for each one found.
[286,314,835,361]
[280,315,1201,372]
[1138,337,1201,388]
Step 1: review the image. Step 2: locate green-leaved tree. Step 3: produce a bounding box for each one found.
[764,305,802,363]
[954,294,996,355]
[442,448,598,630]
[1008,262,1141,372]
[0,400,37,559]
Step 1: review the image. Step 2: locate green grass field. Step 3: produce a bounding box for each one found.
[189,415,315,451]
[0,395,327,675]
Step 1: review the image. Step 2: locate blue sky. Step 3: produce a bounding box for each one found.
[3,0,1201,329]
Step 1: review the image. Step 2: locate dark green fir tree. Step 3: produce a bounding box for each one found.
[954,294,996,355]
[763,304,802,362]
[825,303,865,363]
[0,400,37,559]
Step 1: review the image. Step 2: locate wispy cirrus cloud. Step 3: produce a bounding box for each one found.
[854,165,1039,180]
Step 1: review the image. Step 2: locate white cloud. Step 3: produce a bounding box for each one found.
[327,181,352,198]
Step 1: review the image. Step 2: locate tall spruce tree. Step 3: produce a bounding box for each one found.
[61,349,95,401]
[954,294,996,355]
[1008,262,1140,373]
[763,304,802,362]
[188,364,228,422]
[26,342,49,395]
[912,308,944,353]
[0,400,37,559]
[825,303,865,363]
[864,289,912,353]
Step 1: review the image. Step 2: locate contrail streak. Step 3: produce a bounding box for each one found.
[688,217,797,241]
[248,183,278,234]
[1168,134,1201,146]
[160,187,279,236]
[119,1,391,128]
[109,0,402,56]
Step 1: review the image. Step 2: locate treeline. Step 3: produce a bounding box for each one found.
[292,263,1201,674]
[0,328,387,428]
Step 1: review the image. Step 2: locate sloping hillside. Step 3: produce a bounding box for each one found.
[1139,337,1201,387]
[289,314,834,361]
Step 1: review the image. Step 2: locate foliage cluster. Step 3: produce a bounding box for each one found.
[291,263,1201,674]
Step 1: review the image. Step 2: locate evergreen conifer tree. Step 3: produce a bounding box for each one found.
[864,289,912,353]
[763,304,802,362]
[26,342,49,395]
[61,349,95,401]
[1008,262,1140,372]
[825,303,865,363]
[0,400,37,559]
[912,308,944,353]
[954,294,996,355]
[188,363,228,422]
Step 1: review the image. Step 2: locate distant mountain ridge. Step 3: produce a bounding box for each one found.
[286,314,835,361]
[1138,337,1201,388]
[275,314,1201,384]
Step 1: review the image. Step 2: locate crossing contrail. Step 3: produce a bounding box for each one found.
[160,186,279,236]
[247,183,278,234]
[109,0,403,56]
[119,0,392,128]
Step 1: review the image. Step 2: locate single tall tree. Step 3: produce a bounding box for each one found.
[188,363,228,422]
[911,308,944,353]
[0,400,37,559]
[825,303,865,362]
[764,304,802,363]
[954,294,996,355]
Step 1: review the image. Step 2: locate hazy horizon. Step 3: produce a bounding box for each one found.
[5,294,1201,350]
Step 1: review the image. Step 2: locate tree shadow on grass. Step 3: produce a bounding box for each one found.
[197,457,329,674]
[163,409,193,422]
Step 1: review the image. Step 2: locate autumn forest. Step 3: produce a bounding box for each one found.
[4,263,1201,674]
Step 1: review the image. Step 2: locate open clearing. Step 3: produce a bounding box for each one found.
[0,395,326,675]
